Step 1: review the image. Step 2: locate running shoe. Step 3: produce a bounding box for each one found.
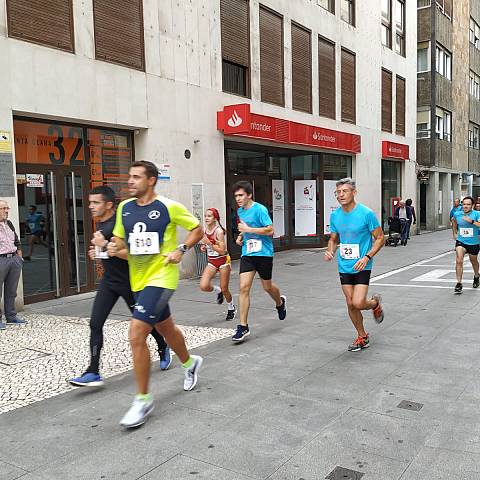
[276,295,287,320]
[159,346,172,370]
[68,372,104,387]
[371,294,384,324]
[6,317,27,324]
[216,291,224,304]
[120,397,154,428]
[348,334,369,352]
[474,276,480,289]
[454,282,463,294]
[232,324,250,342]
[183,355,203,391]
[225,306,236,321]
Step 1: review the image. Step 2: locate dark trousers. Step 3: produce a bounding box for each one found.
[87,280,167,374]
[0,255,22,321]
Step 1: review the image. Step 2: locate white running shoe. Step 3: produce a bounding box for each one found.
[119,397,154,428]
[183,355,203,391]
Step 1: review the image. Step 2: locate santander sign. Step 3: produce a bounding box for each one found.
[227,110,243,128]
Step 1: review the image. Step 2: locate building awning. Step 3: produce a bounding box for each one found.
[217,104,361,154]
[382,140,409,160]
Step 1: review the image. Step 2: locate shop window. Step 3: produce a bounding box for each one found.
[259,5,284,106]
[6,0,74,52]
[221,0,250,97]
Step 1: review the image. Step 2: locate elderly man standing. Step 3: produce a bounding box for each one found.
[0,200,26,330]
[394,200,412,246]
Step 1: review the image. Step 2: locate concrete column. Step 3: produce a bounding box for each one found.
[250,1,261,102]
[426,171,439,231]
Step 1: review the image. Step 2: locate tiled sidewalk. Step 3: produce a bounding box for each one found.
[0,314,233,414]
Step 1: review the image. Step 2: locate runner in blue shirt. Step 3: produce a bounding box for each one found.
[451,196,480,293]
[449,198,462,221]
[324,178,385,352]
[232,181,287,342]
[24,205,48,261]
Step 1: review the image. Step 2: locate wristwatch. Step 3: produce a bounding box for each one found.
[365,254,372,260]
[176,243,188,253]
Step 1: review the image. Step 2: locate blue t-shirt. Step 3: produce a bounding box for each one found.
[449,205,462,219]
[26,212,43,234]
[453,209,480,245]
[330,203,381,274]
[238,202,274,257]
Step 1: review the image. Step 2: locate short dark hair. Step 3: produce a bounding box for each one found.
[131,160,159,184]
[90,185,116,205]
[405,199,412,206]
[462,196,475,205]
[29,205,37,211]
[233,181,253,196]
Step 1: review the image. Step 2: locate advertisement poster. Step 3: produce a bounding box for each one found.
[323,180,338,234]
[191,183,204,224]
[26,173,44,188]
[294,180,316,237]
[272,179,285,238]
[0,130,15,197]
[158,164,171,180]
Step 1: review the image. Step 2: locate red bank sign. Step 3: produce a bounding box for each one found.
[217,104,361,154]
[382,141,409,160]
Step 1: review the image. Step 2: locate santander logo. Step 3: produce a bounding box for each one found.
[227,110,243,128]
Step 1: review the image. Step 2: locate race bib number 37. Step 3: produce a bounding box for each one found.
[246,239,262,254]
[129,232,160,255]
[339,243,360,260]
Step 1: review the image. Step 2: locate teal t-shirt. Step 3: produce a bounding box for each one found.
[238,202,274,257]
[454,209,480,245]
[330,203,381,274]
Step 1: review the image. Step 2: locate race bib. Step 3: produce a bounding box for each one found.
[460,228,474,238]
[28,223,36,231]
[339,243,360,260]
[129,232,160,255]
[95,245,109,259]
[246,239,263,254]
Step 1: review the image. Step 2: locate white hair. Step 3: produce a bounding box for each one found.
[335,177,356,189]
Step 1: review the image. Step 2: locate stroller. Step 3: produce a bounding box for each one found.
[385,216,403,247]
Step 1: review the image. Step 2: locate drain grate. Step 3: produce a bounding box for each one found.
[397,400,424,411]
[326,466,364,480]
[0,348,52,366]
[284,262,305,266]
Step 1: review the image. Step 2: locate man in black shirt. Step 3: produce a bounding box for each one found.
[69,186,169,387]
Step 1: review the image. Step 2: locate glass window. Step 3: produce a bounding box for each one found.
[382,0,392,49]
[417,47,428,72]
[341,0,354,25]
[382,0,391,20]
[318,0,334,13]
[222,61,248,97]
[395,0,404,31]
[436,44,451,79]
[417,122,430,139]
[417,0,431,7]
[381,160,402,230]
[382,25,391,48]
[474,126,479,149]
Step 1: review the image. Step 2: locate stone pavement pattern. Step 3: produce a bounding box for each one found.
[1,230,480,479]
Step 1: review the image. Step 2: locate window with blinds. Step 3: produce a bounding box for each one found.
[93,0,145,71]
[382,69,393,132]
[291,23,312,113]
[318,36,336,119]
[221,0,250,96]
[6,0,74,52]
[341,48,356,124]
[259,5,284,106]
[396,76,406,136]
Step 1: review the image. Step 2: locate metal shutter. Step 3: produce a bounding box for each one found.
[6,0,74,52]
[396,76,406,136]
[341,48,356,124]
[382,69,393,132]
[318,36,336,119]
[220,0,250,68]
[291,22,312,113]
[93,0,145,71]
[259,5,284,106]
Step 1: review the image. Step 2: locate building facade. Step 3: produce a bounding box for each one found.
[416,0,480,231]
[0,0,417,305]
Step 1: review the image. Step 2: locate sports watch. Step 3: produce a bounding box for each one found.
[176,243,188,253]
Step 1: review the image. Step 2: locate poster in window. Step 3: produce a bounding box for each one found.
[323,180,338,234]
[294,180,316,237]
[272,179,285,238]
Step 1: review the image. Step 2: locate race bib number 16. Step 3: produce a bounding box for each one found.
[246,239,262,254]
[460,227,474,238]
[129,232,160,255]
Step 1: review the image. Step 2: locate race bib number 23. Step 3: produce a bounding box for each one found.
[129,232,160,255]
[339,244,360,260]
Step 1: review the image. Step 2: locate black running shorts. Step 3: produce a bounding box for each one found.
[339,270,372,285]
[239,255,273,280]
[455,241,480,256]
[132,286,174,326]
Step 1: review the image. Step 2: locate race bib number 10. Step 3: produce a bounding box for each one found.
[339,243,360,260]
[129,232,160,255]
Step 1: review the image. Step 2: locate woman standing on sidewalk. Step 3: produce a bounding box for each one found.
[199,208,236,320]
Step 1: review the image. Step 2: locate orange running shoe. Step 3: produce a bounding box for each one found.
[372,294,384,324]
[348,334,369,352]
